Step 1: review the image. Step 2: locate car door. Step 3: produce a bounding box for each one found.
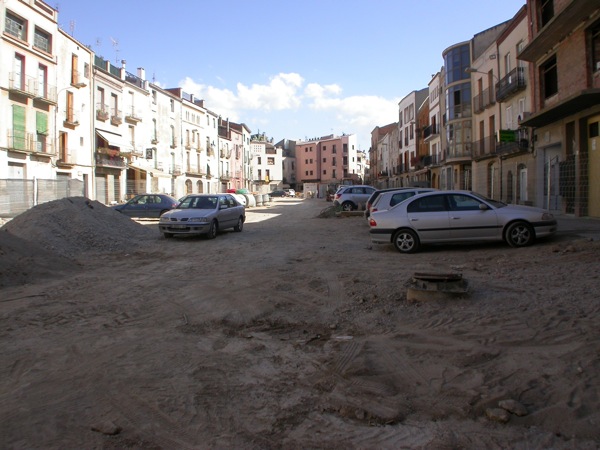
[405,194,451,242]
[123,195,149,218]
[218,195,237,228]
[447,193,501,241]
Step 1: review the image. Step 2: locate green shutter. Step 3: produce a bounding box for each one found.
[36,111,48,135]
[12,105,26,150]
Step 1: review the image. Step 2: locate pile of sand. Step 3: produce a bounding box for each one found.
[0,197,157,287]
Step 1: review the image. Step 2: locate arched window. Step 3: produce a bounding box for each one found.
[185,179,192,194]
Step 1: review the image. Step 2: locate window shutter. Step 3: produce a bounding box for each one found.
[36,111,48,135]
[12,105,26,150]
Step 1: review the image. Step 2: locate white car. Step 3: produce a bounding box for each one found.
[283,189,296,197]
[369,190,557,253]
[333,185,376,211]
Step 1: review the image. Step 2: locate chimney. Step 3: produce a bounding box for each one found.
[137,67,145,80]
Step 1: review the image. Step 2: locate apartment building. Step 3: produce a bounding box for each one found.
[1,0,94,214]
[425,70,445,189]
[397,88,428,187]
[519,0,600,217]
[369,123,396,187]
[296,133,362,195]
[250,133,282,193]
[228,121,252,192]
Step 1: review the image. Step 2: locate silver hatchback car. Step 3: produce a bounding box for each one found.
[369,190,557,253]
[159,194,245,239]
[333,185,376,211]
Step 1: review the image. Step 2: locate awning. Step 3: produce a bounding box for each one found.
[96,130,132,152]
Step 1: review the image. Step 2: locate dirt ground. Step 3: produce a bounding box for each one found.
[1,196,599,449]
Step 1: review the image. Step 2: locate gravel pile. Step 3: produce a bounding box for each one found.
[1,197,157,259]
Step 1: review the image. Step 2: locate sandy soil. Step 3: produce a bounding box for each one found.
[1,196,599,449]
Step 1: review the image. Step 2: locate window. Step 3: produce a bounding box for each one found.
[37,64,47,98]
[592,21,600,72]
[5,11,26,40]
[71,54,79,85]
[407,195,447,213]
[448,194,481,211]
[540,0,554,28]
[66,91,74,122]
[541,55,558,99]
[34,27,51,53]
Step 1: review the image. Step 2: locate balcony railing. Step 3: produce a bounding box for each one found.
[220,171,232,181]
[473,87,496,114]
[96,152,125,168]
[111,109,123,125]
[423,124,439,140]
[8,73,36,97]
[63,108,80,128]
[7,132,53,154]
[496,67,526,103]
[472,136,498,159]
[96,104,109,121]
[125,107,142,123]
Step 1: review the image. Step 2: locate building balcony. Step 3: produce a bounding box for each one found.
[8,73,37,98]
[495,67,526,103]
[473,87,496,114]
[445,145,472,163]
[96,151,126,168]
[111,110,123,125]
[170,165,182,176]
[96,105,109,121]
[6,132,53,155]
[496,139,530,156]
[472,136,498,160]
[125,109,142,124]
[220,171,232,181]
[63,108,80,129]
[423,124,440,142]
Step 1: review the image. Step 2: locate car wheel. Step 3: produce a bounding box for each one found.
[234,216,244,232]
[206,220,218,239]
[164,232,173,239]
[505,221,534,247]
[341,201,355,211]
[392,229,420,253]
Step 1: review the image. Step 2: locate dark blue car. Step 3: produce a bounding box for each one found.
[112,194,179,218]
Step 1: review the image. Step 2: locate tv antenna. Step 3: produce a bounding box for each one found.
[110,37,120,63]
[69,20,75,36]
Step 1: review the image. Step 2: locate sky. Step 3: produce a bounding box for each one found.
[53,0,526,151]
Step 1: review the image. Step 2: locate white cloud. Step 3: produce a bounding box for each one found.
[179,73,399,149]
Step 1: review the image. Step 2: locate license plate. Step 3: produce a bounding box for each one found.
[170,225,187,229]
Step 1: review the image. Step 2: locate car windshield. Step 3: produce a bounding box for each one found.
[470,191,507,208]
[178,196,218,210]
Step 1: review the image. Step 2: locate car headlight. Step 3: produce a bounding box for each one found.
[159,216,170,222]
[542,212,554,220]
[188,217,209,223]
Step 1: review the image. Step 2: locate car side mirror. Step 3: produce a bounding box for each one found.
[479,203,488,210]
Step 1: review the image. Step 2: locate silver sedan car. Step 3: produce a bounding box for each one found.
[369,190,557,253]
[159,194,245,239]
